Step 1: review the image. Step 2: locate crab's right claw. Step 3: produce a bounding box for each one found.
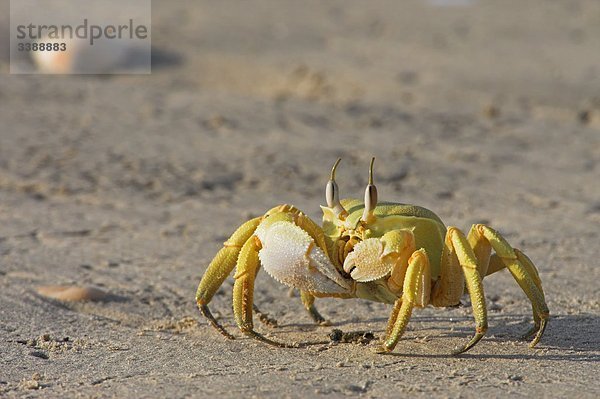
[256,221,353,295]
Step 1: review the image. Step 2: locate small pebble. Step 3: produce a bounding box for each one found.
[329,329,343,342]
[489,302,503,312]
[21,379,40,390]
[578,110,590,124]
[483,104,501,119]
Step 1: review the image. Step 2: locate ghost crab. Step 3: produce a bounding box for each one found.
[196,158,549,354]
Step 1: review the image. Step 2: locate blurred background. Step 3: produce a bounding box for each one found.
[0,1,598,211]
[0,1,599,397]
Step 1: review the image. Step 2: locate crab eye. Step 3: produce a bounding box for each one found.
[325,158,348,218]
[325,180,339,209]
[361,157,378,223]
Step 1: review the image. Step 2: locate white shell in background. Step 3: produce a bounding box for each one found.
[36,285,109,301]
[31,37,130,74]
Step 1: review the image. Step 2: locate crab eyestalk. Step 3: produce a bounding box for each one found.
[361,157,378,223]
[326,158,349,219]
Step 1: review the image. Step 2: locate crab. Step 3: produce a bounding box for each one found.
[196,158,549,354]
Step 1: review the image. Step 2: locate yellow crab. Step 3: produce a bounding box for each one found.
[196,158,549,354]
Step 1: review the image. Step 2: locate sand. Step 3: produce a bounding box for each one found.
[0,1,599,397]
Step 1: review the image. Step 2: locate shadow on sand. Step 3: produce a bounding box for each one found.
[275,312,599,362]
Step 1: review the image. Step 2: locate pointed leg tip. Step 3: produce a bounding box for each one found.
[451,346,468,356]
[452,331,486,356]
[529,318,548,348]
[520,326,539,340]
[374,341,393,354]
[256,313,279,328]
[199,304,236,339]
[307,305,330,326]
[375,347,391,355]
[215,325,236,340]
[528,331,542,348]
[244,330,301,348]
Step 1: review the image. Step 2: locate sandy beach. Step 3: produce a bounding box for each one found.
[1,1,599,397]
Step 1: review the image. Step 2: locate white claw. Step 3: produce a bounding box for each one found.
[343,238,396,282]
[257,221,352,294]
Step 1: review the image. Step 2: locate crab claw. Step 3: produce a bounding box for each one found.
[256,221,352,294]
[343,237,399,282]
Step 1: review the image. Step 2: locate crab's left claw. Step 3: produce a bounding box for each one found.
[343,230,414,283]
[256,221,353,295]
[344,238,395,282]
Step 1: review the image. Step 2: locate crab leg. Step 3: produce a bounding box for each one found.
[471,225,549,347]
[445,227,488,355]
[378,248,431,353]
[300,291,330,325]
[513,250,547,340]
[431,232,465,308]
[384,230,418,294]
[467,223,493,277]
[383,298,403,339]
[343,229,432,351]
[232,235,299,348]
[196,217,262,339]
